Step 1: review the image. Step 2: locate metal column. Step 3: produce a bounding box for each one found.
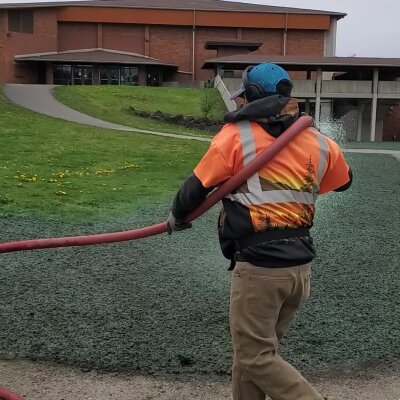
[305,70,311,115]
[370,68,379,141]
[357,102,365,142]
[315,68,322,125]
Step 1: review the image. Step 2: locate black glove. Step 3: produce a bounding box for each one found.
[166,212,192,235]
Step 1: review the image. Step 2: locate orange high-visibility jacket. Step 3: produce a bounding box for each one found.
[170,118,351,267]
[194,121,350,233]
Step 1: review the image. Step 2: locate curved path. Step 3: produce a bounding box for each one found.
[3,84,400,158]
[3,84,211,143]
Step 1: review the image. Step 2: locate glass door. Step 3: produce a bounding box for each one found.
[100,66,120,85]
[82,67,92,85]
[120,67,139,86]
[73,66,93,85]
[146,67,162,87]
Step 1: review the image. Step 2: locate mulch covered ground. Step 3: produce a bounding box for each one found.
[0,153,399,375]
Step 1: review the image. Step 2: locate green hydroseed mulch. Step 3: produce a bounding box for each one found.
[0,153,399,375]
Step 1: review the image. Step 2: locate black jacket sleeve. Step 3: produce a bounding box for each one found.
[333,168,353,192]
[171,173,214,219]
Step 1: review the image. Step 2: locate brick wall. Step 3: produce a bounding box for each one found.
[287,30,325,79]
[149,25,193,74]
[58,22,97,51]
[286,30,324,56]
[217,47,250,57]
[0,11,7,83]
[195,27,237,81]
[3,8,58,83]
[0,15,327,84]
[102,24,145,54]
[55,23,324,83]
[242,28,283,55]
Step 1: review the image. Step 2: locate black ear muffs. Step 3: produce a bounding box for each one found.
[243,65,266,102]
[276,79,293,97]
[242,65,293,102]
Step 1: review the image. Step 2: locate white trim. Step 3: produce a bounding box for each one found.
[214,75,237,112]
[237,121,263,193]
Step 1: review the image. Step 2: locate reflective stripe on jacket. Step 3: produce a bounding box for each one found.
[194,121,350,233]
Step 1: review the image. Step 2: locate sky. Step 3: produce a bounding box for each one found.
[1,0,399,58]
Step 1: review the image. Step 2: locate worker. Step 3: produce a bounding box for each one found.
[167,63,352,400]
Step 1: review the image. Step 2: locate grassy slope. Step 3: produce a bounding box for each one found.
[0,89,208,221]
[54,86,400,149]
[53,86,226,137]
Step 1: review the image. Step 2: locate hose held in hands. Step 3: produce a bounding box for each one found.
[0,116,313,254]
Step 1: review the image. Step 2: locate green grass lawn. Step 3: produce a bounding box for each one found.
[53,85,400,149]
[0,88,208,221]
[53,86,226,137]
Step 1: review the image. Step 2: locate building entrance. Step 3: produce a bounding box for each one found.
[72,66,93,85]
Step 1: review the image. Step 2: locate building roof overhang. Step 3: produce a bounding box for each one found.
[0,0,346,18]
[0,1,79,8]
[202,55,400,72]
[14,48,178,68]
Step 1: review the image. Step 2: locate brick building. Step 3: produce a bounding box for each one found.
[1,0,399,141]
[0,0,344,86]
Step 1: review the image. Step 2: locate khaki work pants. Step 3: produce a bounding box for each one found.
[230,261,324,400]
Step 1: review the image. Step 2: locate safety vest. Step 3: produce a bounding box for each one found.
[194,121,350,232]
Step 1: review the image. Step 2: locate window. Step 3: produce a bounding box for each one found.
[100,66,120,85]
[120,67,139,86]
[53,65,93,85]
[53,64,138,86]
[8,10,34,34]
[100,66,139,86]
[73,66,93,85]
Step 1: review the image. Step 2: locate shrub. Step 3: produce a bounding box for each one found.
[200,89,218,119]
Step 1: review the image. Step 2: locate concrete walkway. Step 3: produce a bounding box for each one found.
[3,84,211,143]
[1,359,400,400]
[342,148,400,162]
[3,84,400,159]
[342,148,400,155]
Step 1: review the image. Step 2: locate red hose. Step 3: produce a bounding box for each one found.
[0,388,24,400]
[0,116,312,254]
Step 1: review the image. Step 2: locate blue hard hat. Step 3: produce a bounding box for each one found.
[230,63,292,100]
